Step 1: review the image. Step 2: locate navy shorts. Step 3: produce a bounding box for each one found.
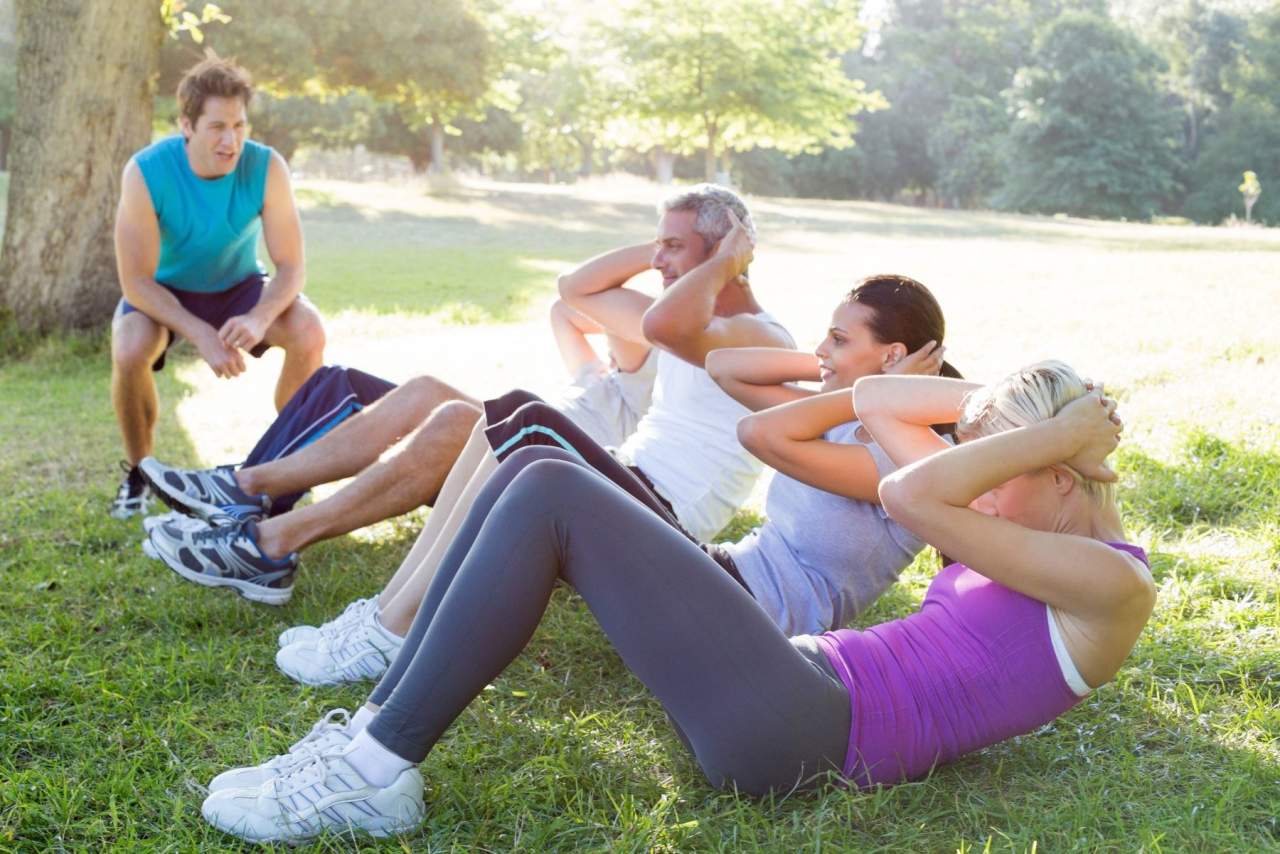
[116,272,271,372]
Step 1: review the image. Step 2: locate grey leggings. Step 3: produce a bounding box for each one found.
[366,446,850,795]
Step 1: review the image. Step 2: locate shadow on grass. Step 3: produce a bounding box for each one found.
[1117,430,1280,532]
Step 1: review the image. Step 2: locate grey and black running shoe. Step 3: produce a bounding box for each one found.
[139,457,270,523]
[109,461,152,519]
[147,517,298,606]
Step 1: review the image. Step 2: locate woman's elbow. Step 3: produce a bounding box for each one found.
[705,349,732,384]
[851,375,883,419]
[877,471,925,524]
[736,415,767,455]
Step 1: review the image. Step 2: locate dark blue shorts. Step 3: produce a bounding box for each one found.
[116,272,271,372]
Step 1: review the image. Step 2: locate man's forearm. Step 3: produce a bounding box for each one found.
[120,276,209,341]
[252,265,305,323]
[558,244,652,299]
[645,253,736,337]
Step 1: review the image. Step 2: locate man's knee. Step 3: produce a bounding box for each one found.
[272,298,326,357]
[409,400,481,450]
[434,400,483,436]
[399,375,467,414]
[112,315,165,374]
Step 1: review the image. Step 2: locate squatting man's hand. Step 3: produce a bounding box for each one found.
[219,311,269,352]
[195,326,247,379]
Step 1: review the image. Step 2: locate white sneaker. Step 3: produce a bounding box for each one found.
[202,750,424,844]
[276,607,405,686]
[141,512,208,559]
[208,709,355,794]
[278,596,375,649]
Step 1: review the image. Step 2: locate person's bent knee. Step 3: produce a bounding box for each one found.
[273,298,326,356]
[111,316,165,373]
[503,445,579,472]
[505,456,602,503]
[401,375,461,411]
[512,400,560,425]
[436,399,482,427]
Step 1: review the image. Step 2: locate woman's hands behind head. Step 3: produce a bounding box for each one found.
[1057,389,1123,483]
[886,340,945,377]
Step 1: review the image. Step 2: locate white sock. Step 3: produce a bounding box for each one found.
[348,706,375,735]
[343,729,413,788]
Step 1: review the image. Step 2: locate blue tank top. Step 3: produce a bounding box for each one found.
[134,135,271,293]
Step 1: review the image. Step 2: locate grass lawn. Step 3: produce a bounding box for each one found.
[2,176,1278,851]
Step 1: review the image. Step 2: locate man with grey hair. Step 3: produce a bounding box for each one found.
[146,185,795,649]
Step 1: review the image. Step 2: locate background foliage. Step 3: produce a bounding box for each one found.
[3,0,1279,221]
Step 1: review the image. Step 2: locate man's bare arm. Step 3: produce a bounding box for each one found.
[642,211,791,366]
[557,244,654,345]
[218,152,305,351]
[549,299,651,376]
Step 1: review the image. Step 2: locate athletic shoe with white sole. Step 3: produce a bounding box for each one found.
[208,709,354,794]
[276,606,404,686]
[141,511,209,559]
[139,456,270,523]
[201,750,425,844]
[147,517,298,606]
[279,597,376,649]
[109,462,152,519]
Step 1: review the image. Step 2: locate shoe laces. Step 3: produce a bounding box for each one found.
[265,709,351,776]
[320,609,387,657]
[191,520,244,545]
[270,751,331,798]
[287,708,351,753]
[320,598,373,638]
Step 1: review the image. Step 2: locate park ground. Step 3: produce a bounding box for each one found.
[1,175,1278,850]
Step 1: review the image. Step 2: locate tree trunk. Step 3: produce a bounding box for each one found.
[427,116,447,175]
[0,0,162,333]
[652,146,674,184]
[0,124,9,171]
[716,149,732,187]
[703,117,718,182]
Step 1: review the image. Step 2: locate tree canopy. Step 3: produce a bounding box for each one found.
[602,0,881,180]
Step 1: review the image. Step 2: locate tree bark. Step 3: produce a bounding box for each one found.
[0,0,163,332]
[716,149,732,187]
[652,146,674,185]
[703,116,718,183]
[427,116,447,175]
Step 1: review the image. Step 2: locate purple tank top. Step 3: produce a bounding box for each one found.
[816,542,1148,787]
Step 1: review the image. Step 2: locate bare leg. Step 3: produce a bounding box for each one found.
[375,417,492,604]
[253,400,481,560]
[262,297,326,411]
[236,375,478,499]
[111,310,169,464]
[379,443,498,635]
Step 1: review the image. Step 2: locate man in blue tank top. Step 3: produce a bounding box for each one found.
[109,55,326,518]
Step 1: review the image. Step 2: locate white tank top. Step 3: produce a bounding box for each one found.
[618,312,793,541]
